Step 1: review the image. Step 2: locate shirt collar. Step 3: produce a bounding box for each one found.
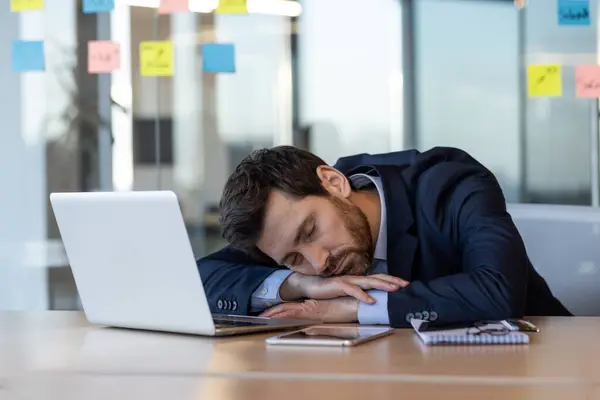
[348,173,387,260]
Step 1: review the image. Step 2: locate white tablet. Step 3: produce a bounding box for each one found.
[265,326,394,347]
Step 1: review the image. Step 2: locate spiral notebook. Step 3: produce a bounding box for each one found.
[411,319,530,345]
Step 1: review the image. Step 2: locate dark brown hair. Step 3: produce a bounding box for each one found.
[219,146,328,253]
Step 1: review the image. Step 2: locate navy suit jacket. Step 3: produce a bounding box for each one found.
[197,147,571,328]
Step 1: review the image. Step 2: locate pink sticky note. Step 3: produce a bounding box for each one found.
[158,0,188,14]
[575,65,600,98]
[88,41,120,74]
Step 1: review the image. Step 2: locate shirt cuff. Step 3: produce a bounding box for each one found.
[250,269,293,311]
[358,290,390,325]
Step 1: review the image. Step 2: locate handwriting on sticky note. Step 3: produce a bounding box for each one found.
[158,0,188,14]
[527,65,562,97]
[575,65,600,98]
[11,0,44,12]
[83,0,115,13]
[558,0,590,26]
[88,41,120,74]
[140,41,174,77]
[216,0,248,14]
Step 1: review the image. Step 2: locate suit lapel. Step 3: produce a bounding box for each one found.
[372,165,417,281]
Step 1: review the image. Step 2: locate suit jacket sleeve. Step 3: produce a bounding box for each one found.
[196,246,283,315]
[387,162,528,328]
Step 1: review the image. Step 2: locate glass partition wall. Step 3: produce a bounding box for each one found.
[411,0,600,205]
[2,0,599,311]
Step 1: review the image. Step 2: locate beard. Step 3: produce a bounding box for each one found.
[325,195,375,276]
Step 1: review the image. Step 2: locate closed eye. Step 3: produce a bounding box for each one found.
[289,254,302,266]
[305,222,316,242]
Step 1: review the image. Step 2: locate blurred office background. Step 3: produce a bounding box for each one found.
[0,0,599,311]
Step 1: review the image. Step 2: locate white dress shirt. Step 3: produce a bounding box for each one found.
[250,173,390,325]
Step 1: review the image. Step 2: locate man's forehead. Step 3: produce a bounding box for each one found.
[258,191,303,252]
[264,190,298,223]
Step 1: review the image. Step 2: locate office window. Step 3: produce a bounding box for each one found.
[414,0,598,205]
[414,0,522,201]
[297,0,404,165]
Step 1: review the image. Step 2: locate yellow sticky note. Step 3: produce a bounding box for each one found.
[527,64,562,97]
[216,0,248,14]
[11,0,44,12]
[140,41,174,77]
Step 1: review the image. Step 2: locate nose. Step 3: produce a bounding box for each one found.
[303,245,329,276]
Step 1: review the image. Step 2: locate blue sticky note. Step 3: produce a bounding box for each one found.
[12,40,45,72]
[83,0,115,13]
[202,43,236,74]
[558,0,590,26]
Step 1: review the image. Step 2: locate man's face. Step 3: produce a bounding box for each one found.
[256,182,375,277]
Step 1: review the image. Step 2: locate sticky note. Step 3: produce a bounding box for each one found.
[158,0,188,14]
[140,41,174,77]
[527,65,562,97]
[88,41,120,74]
[82,0,114,13]
[216,0,248,14]
[575,65,600,98]
[558,0,590,26]
[202,43,236,73]
[12,40,45,72]
[11,0,44,12]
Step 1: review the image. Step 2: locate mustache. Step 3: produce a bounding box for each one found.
[321,255,343,277]
[322,251,371,277]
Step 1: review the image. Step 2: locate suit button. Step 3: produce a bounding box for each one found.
[232,301,238,311]
[421,311,430,320]
[430,311,438,321]
[217,300,223,309]
[224,300,230,310]
[405,312,415,323]
[414,312,423,320]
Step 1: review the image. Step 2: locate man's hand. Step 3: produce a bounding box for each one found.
[279,273,408,304]
[260,297,359,323]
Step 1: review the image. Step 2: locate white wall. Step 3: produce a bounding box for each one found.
[214,14,291,143]
[298,0,404,165]
[415,0,521,201]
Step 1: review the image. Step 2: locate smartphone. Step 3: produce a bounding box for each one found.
[265,326,394,347]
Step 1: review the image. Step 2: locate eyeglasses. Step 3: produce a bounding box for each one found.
[466,321,510,336]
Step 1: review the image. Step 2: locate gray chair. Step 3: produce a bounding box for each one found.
[507,204,600,316]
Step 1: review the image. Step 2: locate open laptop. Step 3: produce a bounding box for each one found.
[50,190,316,336]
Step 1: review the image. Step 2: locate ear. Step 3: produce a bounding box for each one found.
[316,166,352,198]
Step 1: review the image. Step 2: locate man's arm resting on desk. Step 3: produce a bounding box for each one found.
[197,246,283,315]
[259,285,400,323]
[256,281,391,325]
[198,249,401,316]
[250,269,293,312]
[357,290,390,325]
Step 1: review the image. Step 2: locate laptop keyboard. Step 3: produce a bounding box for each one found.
[213,316,271,328]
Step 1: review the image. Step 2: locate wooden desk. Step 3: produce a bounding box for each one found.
[5,374,599,400]
[1,312,599,399]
